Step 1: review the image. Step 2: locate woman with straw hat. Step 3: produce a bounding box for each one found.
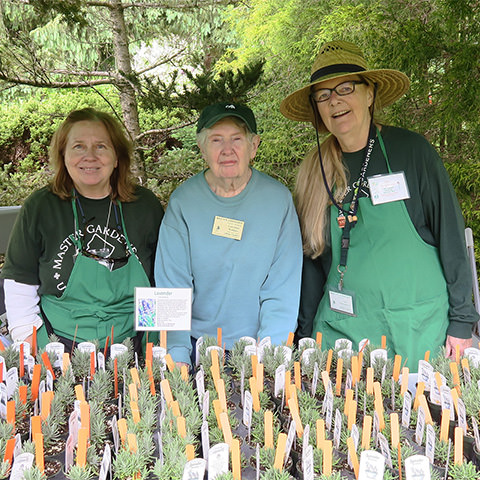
[281,40,478,369]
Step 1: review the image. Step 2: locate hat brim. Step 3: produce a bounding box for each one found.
[200,112,257,133]
[280,69,410,128]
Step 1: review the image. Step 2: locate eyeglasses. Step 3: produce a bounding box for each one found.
[311,80,365,103]
[81,248,130,266]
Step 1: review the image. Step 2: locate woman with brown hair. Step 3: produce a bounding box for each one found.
[1,108,164,352]
[281,41,478,369]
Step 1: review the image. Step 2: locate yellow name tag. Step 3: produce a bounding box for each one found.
[212,215,244,241]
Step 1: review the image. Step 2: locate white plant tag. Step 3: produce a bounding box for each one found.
[302,424,310,464]
[405,454,431,480]
[243,390,253,427]
[311,362,319,395]
[13,433,22,459]
[301,348,316,368]
[6,367,18,399]
[370,349,387,367]
[402,390,412,428]
[440,386,455,421]
[97,352,105,371]
[10,452,34,480]
[457,398,467,435]
[285,419,296,460]
[325,389,334,431]
[202,390,210,423]
[299,338,316,350]
[429,376,442,405]
[207,443,229,480]
[417,360,433,391]
[359,449,385,480]
[196,369,205,408]
[98,443,111,480]
[338,348,353,361]
[303,444,314,480]
[335,338,352,350]
[472,417,480,451]
[45,342,65,368]
[195,337,204,367]
[239,336,256,346]
[183,458,207,480]
[464,347,480,368]
[257,336,271,362]
[425,424,435,464]
[111,415,119,453]
[415,406,426,445]
[0,383,7,420]
[65,433,75,473]
[333,408,342,449]
[110,344,128,359]
[77,342,96,366]
[274,364,285,398]
[201,421,210,462]
[377,432,392,468]
[46,370,53,392]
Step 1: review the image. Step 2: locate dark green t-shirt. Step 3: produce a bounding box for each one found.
[297,125,478,339]
[1,185,164,296]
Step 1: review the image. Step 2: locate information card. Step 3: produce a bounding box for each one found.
[135,287,192,331]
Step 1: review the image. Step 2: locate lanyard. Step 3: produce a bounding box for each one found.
[336,123,380,290]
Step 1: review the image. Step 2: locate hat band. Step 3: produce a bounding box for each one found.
[310,64,366,83]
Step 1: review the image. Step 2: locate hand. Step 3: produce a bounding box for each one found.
[175,361,191,370]
[444,335,472,360]
[23,334,34,347]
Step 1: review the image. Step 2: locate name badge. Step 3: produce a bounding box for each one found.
[212,215,244,240]
[328,287,356,316]
[368,171,410,205]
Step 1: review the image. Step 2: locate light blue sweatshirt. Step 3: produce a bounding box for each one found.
[154,168,303,364]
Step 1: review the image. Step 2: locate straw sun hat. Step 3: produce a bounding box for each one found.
[280,40,410,131]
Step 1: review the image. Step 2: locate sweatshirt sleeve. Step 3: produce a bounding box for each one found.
[154,199,193,365]
[414,139,479,337]
[257,196,303,345]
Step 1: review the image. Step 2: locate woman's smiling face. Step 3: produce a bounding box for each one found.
[313,75,374,152]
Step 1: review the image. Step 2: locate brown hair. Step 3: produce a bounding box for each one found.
[49,108,136,201]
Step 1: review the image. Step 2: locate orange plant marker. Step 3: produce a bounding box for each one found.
[366,367,374,395]
[130,368,141,388]
[287,396,304,438]
[326,349,333,374]
[440,409,450,442]
[127,433,138,453]
[164,354,175,372]
[249,377,261,412]
[186,444,195,461]
[413,381,425,410]
[381,335,387,349]
[361,415,372,449]
[393,355,402,382]
[114,357,118,398]
[424,350,430,362]
[6,401,15,432]
[273,433,287,470]
[75,385,86,402]
[344,389,354,415]
[335,358,343,396]
[231,438,241,480]
[400,367,409,396]
[351,355,359,386]
[390,413,400,449]
[41,351,56,380]
[316,419,325,448]
[32,326,37,357]
[322,440,333,476]
[257,363,264,393]
[217,327,222,348]
[294,361,301,390]
[286,332,294,347]
[19,385,28,404]
[3,437,15,464]
[117,418,127,444]
[40,391,54,421]
[89,351,95,378]
[347,437,359,478]
[177,416,187,438]
[129,383,139,403]
[31,364,42,402]
[181,365,189,383]
[62,353,70,375]
[454,427,463,465]
[19,343,24,378]
[160,379,174,406]
[316,332,322,348]
[265,410,274,449]
[347,400,357,430]
[417,395,433,425]
[160,331,167,349]
[34,433,44,472]
[220,412,233,447]
[213,399,222,428]
[170,400,181,417]
[80,401,90,438]
[251,354,258,378]
[76,428,88,467]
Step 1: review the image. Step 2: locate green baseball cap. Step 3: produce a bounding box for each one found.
[196,102,257,133]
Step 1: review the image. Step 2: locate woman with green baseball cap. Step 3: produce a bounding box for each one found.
[281,40,478,369]
[155,102,303,367]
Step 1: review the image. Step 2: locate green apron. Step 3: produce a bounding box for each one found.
[37,198,151,350]
[312,137,449,370]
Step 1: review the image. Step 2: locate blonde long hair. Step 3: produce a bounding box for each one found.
[294,135,347,258]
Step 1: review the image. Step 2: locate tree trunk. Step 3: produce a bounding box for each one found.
[109,0,146,183]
